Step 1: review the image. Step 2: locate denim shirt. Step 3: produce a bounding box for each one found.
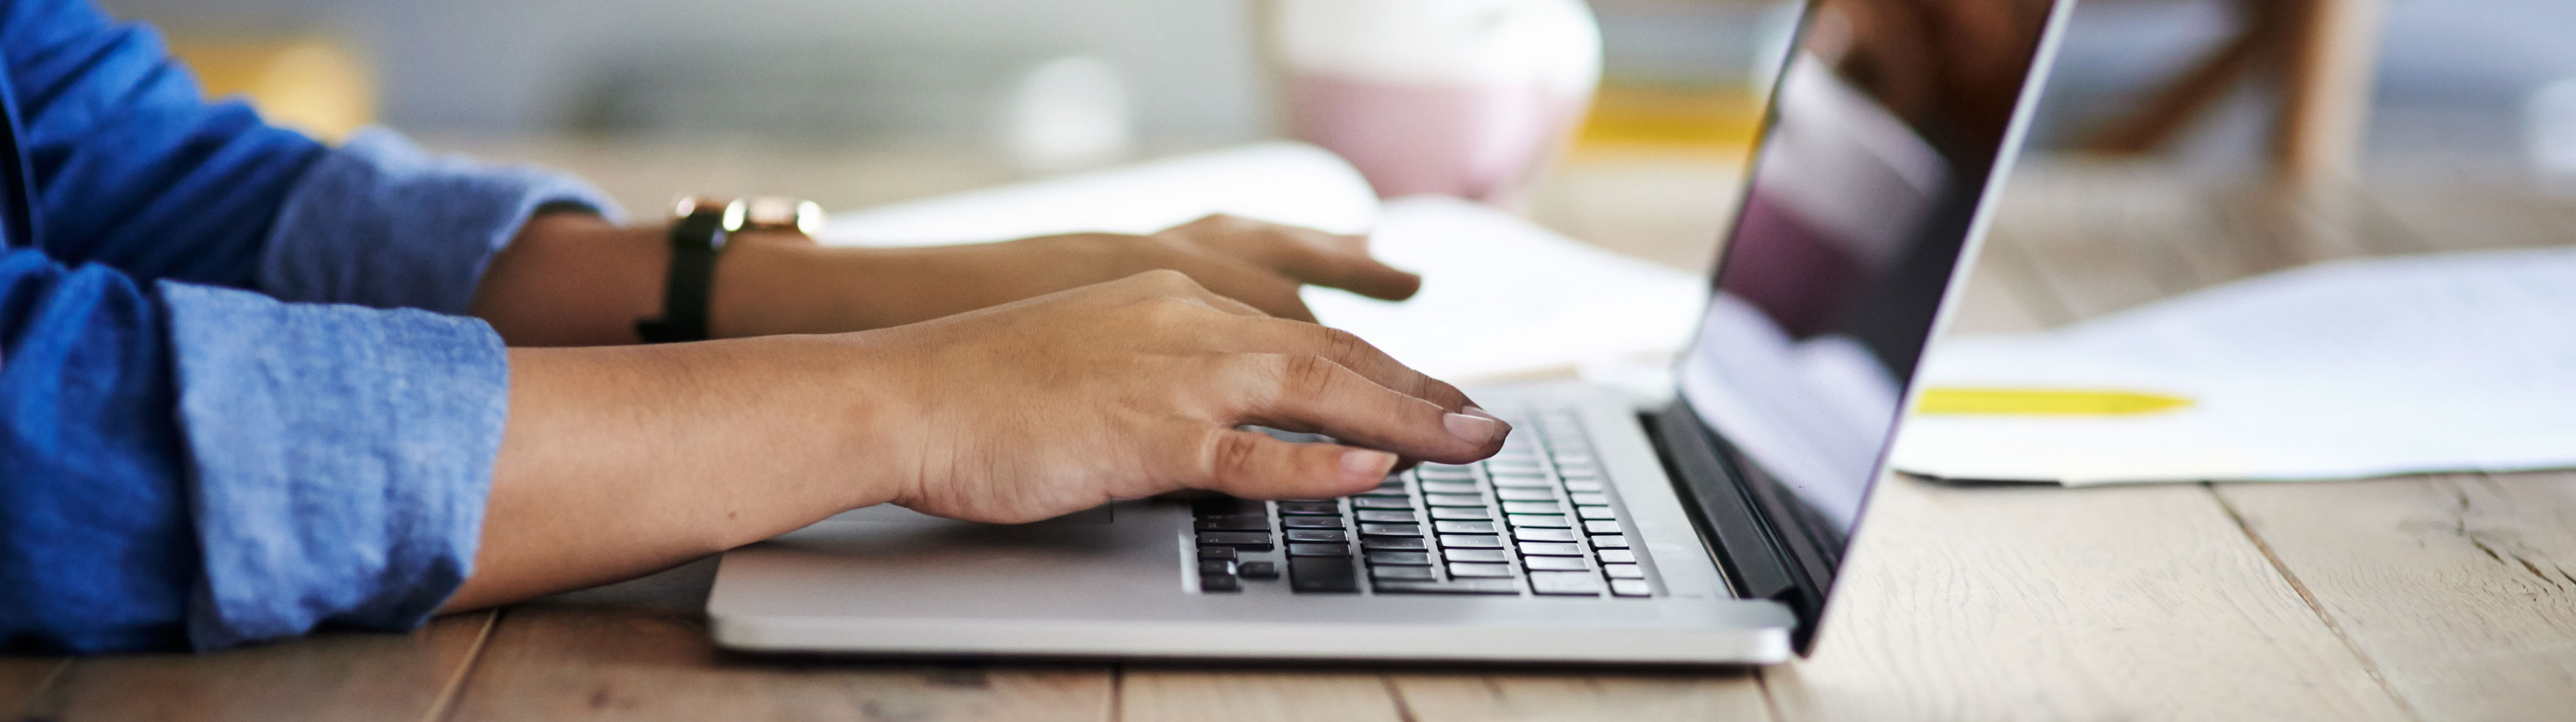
[0,0,621,652]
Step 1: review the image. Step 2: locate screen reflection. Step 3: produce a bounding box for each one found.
[1680,0,2056,548]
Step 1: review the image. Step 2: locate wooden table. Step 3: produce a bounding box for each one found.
[8,157,2575,721]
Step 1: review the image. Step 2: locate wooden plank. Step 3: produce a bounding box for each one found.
[1387,670,1773,721]
[16,612,491,722]
[1117,667,1403,722]
[1756,172,2411,720]
[2214,472,2576,721]
[1763,476,2409,721]
[1,658,65,717]
[446,603,1111,722]
[2363,186,2576,254]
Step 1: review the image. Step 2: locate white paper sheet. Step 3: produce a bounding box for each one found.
[821,143,1708,383]
[1889,246,2576,484]
[818,142,1380,244]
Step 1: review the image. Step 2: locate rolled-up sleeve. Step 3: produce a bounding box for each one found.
[257,128,625,313]
[162,282,508,649]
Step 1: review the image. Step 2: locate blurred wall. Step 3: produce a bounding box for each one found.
[101,0,1270,146]
[96,0,2576,175]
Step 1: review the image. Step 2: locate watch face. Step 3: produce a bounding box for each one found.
[737,196,826,235]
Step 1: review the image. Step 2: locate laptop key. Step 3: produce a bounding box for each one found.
[1583,520,1622,534]
[1289,557,1362,593]
[1201,574,1241,592]
[1283,516,1345,529]
[1373,579,1521,595]
[1285,529,1348,543]
[1418,480,1480,494]
[1434,520,1499,534]
[1596,549,1637,563]
[1237,561,1280,580]
[1506,514,1572,528]
[1362,536,1428,551]
[1438,534,1505,549]
[1370,565,1437,580]
[1423,493,1484,507]
[1575,505,1617,520]
[1513,528,1577,543]
[1609,579,1652,596]
[1602,563,1646,579]
[1448,563,1515,578]
[1288,543,1350,557]
[1355,509,1416,524]
[1429,507,1493,521]
[1444,549,1510,563]
[1198,532,1272,551]
[1192,497,1262,517]
[1416,465,1476,480]
[1530,571,1604,596]
[1198,545,1237,561]
[1359,523,1423,536]
[1199,559,1235,577]
[1494,487,1555,501]
[1488,474,1553,489]
[1501,501,1563,514]
[1194,515,1270,532]
[1567,493,1610,506]
[1523,555,1589,571]
[1275,501,1339,516]
[1365,551,1432,565]
[1589,534,1631,549]
[1351,496,1413,509]
[1519,542,1585,557]
[1563,479,1604,492]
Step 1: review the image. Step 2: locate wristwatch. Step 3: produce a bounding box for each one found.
[634,196,827,343]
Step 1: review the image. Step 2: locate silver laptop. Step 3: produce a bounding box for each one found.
[708,0,2073,665]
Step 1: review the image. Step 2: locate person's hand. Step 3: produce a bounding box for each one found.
[833,270,1505,524]
[714,214,1422,336]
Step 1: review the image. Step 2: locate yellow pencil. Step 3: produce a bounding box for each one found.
[1913,387,2193,416]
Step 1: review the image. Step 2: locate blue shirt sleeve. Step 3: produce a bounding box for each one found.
[2,0,323,287]
[1,0,625,652]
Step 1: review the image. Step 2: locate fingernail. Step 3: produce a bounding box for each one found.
[1443,412,1505,444]
[1341,449,1399,480]
[1463,404,1501,421]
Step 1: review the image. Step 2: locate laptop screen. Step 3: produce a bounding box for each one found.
[1676,0,2063,578]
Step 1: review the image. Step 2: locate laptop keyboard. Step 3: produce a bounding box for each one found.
[1190,406,1656,598]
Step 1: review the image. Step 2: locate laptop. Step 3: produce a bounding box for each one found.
[708,0,2073,664]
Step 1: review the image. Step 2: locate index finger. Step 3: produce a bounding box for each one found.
[1171,217,1422,302]
[1221,316,1482,416]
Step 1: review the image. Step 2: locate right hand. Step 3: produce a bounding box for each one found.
[835,270,1509,524]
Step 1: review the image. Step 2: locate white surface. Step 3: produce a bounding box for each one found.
[821,143,1708,383]
[819,141,1380,244]
[1891,246,2576,484]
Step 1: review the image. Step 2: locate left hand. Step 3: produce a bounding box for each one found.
[712,214,1422,336]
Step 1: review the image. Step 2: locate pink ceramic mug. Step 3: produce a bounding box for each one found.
[1275,0,1601,206]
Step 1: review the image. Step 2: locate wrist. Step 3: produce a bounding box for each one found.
[472,213,667,346]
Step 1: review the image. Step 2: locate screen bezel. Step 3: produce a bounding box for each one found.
[1662,0,2077,653]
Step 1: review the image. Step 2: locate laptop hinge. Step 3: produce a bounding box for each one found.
[1641,404,1829,650]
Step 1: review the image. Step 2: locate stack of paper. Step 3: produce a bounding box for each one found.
[1891,246,2576,484]
[820,142,1707,383]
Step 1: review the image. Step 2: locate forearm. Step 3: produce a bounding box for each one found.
[443,337,905,611]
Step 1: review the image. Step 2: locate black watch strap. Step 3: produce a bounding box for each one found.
[635,204,727,343]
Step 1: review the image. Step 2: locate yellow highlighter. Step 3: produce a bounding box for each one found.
[1913,387,2193,416]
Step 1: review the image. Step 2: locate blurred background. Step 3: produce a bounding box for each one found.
[96,0,2576,268]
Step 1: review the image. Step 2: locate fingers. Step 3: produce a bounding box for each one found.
[1156,252,1319,322]
[1227,353,1508,464]
[1165,215,1422,302]
[1222,318,1478,414]
[1197,429,1397,499]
